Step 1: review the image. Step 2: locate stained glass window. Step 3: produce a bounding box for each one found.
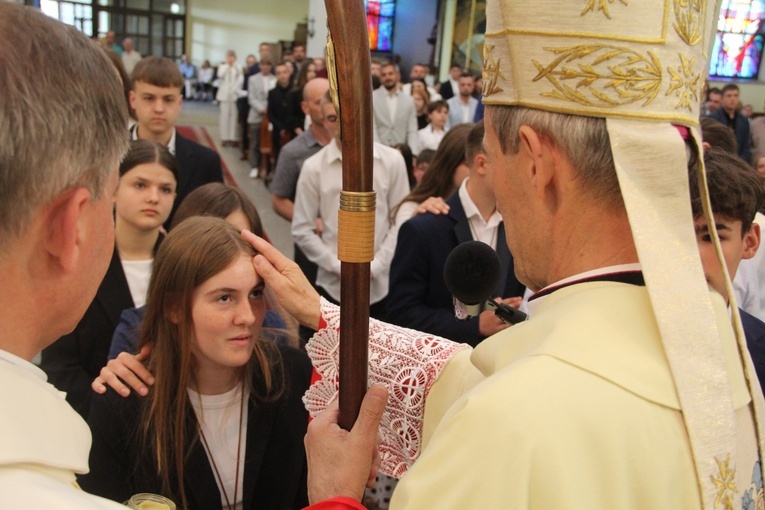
[710,0,765,79]
[366,0,395,52]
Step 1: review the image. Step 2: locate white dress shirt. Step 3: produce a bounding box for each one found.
[292,141,410,303]
[130,124,177,155]
[458,178,502,250]
[121,50,142,75]
[418,124,448,151]
[384,89,400,124]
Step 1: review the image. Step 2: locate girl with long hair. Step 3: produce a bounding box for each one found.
[80,217,311,510]
[391,123,473,226]
[411,80,430,130]
[41,140,177,418]
[102,182,291,363]
[171,182,263,234]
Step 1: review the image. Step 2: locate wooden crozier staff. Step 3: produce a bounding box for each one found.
[324,0,374,430]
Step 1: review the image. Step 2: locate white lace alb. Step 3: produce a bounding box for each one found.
[303,299,468,477]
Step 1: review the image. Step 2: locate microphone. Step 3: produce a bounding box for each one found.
[443,241,528,325]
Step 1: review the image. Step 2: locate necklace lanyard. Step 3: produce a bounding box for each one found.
[197,384,245,510]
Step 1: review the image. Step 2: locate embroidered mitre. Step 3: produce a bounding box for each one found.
[482,0,712,124]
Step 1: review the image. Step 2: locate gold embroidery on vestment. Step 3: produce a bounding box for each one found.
[710,453,737,510]
[482,44,505,97]
[532,44,661,108]
[581,0,628,19]
[666,54,700,111]
[672,0,703,46]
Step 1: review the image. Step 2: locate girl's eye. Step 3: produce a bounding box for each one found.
[134,182,145,189]
[162,187,173,194]
[217,294,231,303]
[250,288,264,299]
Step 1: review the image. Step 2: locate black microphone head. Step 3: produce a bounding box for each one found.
[444,241,501,306]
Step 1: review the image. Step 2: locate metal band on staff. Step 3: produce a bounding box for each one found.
[338,191,376,263]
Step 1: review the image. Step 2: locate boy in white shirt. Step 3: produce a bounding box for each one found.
[418,100,449,151]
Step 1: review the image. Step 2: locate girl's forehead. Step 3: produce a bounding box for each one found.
[193,252,261,295]
[121,161,176,182]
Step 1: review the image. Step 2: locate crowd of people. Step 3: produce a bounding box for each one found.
[24,15,497,509]
[198,46,485,200]
[4,1,765,509]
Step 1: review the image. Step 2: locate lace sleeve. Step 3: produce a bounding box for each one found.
[303,298,470,478]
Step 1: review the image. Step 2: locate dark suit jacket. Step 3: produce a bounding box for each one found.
[80,345,312,510]
[267,85,292,135]
[41,246,136,418]
[438,80,455,101]
[387,192,525,346]
[169,132,224,228]
[742,308,765,391]
[707,108,751,162]
[285,87,306,135]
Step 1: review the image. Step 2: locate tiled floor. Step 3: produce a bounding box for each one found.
[178,100,294,259]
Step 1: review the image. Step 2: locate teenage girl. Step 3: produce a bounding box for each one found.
[80,216,311,510]
[41,140,177,418]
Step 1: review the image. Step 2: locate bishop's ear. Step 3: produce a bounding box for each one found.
[518,125,555,193]
[43,187,93,273]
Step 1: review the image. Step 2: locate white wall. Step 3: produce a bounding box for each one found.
[392,0,439,76]
[188,0,309,66]
[306,0,329,59]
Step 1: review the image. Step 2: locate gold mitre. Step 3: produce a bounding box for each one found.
[482,1,765,509]
[482,0,711,125]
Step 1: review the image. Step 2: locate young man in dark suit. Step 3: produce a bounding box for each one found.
[387,121,525,346]
[266,61,295,171]
[707,84,751,162]
[691,147,765,389]
[129,56,223,227]
[438,64,463,100]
